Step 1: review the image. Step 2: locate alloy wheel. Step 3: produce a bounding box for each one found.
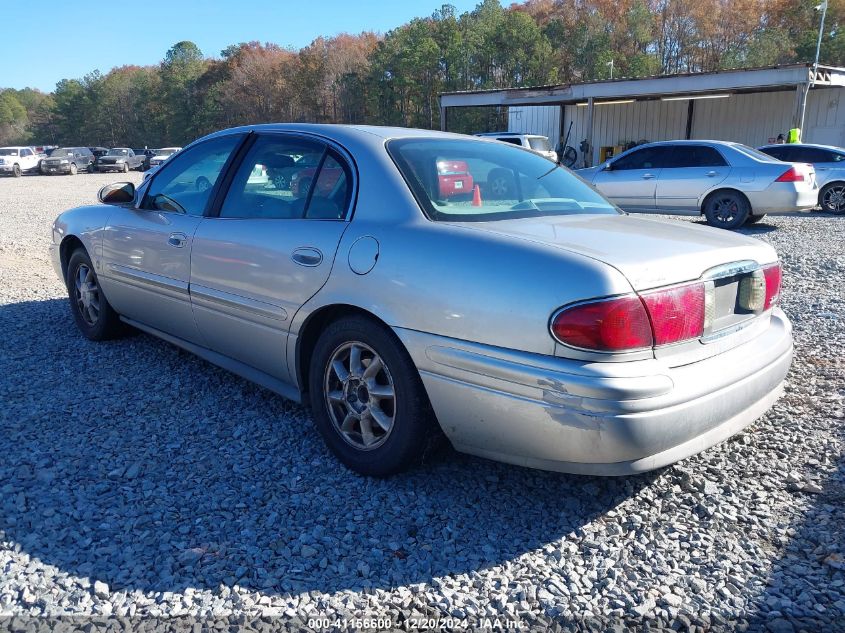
[823,185,845,213]
[74,264,101,326]
[712,196,739,223]
[323,341,396,450]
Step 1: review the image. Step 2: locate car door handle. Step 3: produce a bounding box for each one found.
[641,173,656,179]
[706,171,719,177]
[291,247,323,267]
[168,232,188,248]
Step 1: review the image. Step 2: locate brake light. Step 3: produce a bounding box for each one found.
[775,166,806,182]
[640,283,706,345]
[551,282,706,352]
[551,296,652,351]
[763,262,782,310]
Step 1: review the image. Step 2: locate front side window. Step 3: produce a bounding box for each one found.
[20,149,32,157]
[220,135,351,220]
[612,146,673,170]
[761,146,789,161]
[143,134,243,216]
[388,138,617,222]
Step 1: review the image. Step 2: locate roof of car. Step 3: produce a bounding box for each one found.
[205,123,478,142]
[758,142,844,151]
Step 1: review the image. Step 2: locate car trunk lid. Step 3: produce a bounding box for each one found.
[453,213,776,291]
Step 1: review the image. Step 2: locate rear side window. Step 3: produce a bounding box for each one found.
[497,137,522,145]
[219,134,351,220]
[143,134,243,216]
[670,145,728,168]
[613,146,673,170]
[795,147,843,163]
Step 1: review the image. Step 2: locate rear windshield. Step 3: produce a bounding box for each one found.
[732,144,781,162]
[388,138,618,222]
[158,148,178,156]
[0,148,20,156]
[527,136,551,151]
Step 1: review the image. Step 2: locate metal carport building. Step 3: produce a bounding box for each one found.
[438,64,845,167]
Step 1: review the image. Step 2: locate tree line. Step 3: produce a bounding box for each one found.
[1,0,843,147]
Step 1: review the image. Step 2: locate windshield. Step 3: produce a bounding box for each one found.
[388,138,618,222]
[107,148,130,156]
[0,148,20,156]
[527,136,552,151]
[49,148,72,157]
[157,148,178,157]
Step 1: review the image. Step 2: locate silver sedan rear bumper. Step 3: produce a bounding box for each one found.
[396,309,792,475]
[746,183,818,214]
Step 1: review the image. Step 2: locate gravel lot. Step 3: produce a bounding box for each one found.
[0,172,843,630]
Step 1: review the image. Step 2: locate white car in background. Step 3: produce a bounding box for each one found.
[0,146,41,177]
[474,132,558,162]
[149,147,182,169]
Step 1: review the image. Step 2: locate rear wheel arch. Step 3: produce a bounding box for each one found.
[296,304,400,397]
[700,188,752,215]
[698,187,754,215]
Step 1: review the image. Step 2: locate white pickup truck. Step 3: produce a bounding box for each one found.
[0,146,41,177]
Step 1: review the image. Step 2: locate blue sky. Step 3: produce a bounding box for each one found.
[2,0,481,92]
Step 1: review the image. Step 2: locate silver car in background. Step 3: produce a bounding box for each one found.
[577,140,818,229]
[51,125,792,477]
[758,142,845,214]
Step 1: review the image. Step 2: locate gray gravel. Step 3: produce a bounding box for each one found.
[0,173,843,630]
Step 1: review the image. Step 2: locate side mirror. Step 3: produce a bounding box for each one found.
[98,182,135,205]
[602,161,613,171]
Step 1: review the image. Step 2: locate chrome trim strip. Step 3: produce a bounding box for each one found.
[105,263,189,295]
[190,284,288,322]
[702,260,759,280]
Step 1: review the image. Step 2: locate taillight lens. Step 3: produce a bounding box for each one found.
[551,296,652,352]
[775,166,806,182]
[552,282,706,352]
[640,282,706,345]
[763,262,782,310]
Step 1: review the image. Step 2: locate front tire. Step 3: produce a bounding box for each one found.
[703,191,750,230]
[12,164,21,177]
[308,315,442,476]
[69,163,78,175]
[66,249,126,341]
[819,182,845,214]
[121,163,129,173]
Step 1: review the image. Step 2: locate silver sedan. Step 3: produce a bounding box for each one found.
[757,142,845,214]
[51,125,793,476]
[577,140,818,229]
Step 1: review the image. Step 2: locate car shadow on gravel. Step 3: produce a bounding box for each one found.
[0,298,659,598]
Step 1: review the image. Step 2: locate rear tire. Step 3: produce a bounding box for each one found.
[819,182,845,214]
[66,249,126,341]
[308,315,442,476]
[488,168,514,199]
[703,190,750,230]
[745,214,766,225]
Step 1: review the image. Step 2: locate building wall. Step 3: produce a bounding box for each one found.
[508,86,845,166]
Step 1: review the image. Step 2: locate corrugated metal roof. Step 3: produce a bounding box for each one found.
[440,63,844,96]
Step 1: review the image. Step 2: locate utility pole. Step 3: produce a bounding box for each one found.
[798,1,828,134]
[606,59,614,80]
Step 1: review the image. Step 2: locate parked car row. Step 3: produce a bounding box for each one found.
[0,145,183,177]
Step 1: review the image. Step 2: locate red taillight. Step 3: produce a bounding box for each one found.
[775,166,806,182]
[763,262,781,310]
[551,296,652,352]
[640,283,706,345]
[552,282,706,352]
